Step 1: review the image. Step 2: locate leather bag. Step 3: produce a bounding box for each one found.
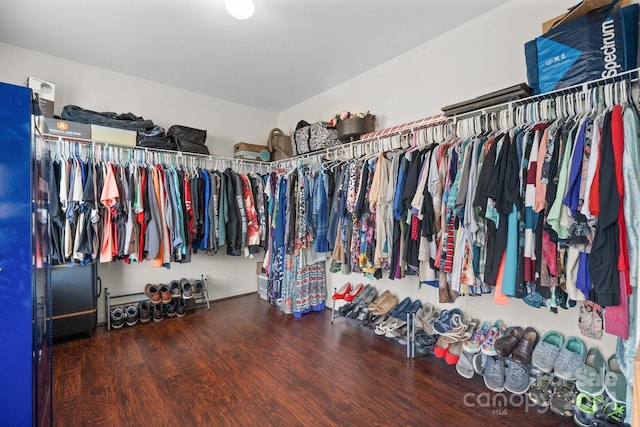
[267,128,292,161]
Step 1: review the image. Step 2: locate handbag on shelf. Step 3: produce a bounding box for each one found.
[167,125,209,155]
[267,128,292,161]
[291,120,340,156]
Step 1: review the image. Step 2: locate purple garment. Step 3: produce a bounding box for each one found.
[576,251,592,300]
[563,120,588,217]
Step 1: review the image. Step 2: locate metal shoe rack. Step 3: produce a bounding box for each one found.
[330,286,414,359]
[105,275,210,331]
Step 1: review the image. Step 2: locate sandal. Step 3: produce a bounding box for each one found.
[433,308,463,334]
[549,378,577,418]
[527,373,559,408]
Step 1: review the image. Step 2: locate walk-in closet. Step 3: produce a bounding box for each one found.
[1,0,638,426]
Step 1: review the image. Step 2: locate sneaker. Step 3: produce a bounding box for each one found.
[472,352,488,377]
[554,336,586,381]
[193,279,205,299]
[601,399,627,425]
[531,330,564,373]
[176,298,187,317]
[484,355,505,392]
[159,283,171,303]
[125,303,139,327]
[110,306,125,329]
[463,320,490,354]
[169,280,181,298]
[180,278,193,299]
[573,392,606,427]
[504,360,532,394]
[153,304,164,322]
[139,301,153,324]
[576,348,606,396]
[481,320,506,356]
[163,299,177,318]
[145,283,162,304]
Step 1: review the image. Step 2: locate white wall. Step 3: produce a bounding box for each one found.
[0,42,275,157]
[277,0,617,355]
[0,0,620,353]
[0,42,276,322]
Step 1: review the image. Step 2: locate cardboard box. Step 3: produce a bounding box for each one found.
[91,124,137,147]
[26,77,55,118]
[542,0,629,33]
[234,142,270,161]
[43,118,91,140]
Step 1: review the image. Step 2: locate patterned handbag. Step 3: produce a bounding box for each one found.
[291,120,340,156]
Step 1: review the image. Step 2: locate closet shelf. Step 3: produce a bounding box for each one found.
[273,67,640,168]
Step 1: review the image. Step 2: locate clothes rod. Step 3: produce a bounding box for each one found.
[277,67,640,167]
[451,67,640,120]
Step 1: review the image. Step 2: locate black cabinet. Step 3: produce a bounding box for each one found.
[52,263,99,339]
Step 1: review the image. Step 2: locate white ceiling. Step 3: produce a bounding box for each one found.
[0,0,509,112]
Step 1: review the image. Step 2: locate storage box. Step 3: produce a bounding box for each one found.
[258,274,268,301]
[43,118,91,140]
[234,142,270,161]
[542,0,628,33]
[26,77,55,118]
[91,124,137,147]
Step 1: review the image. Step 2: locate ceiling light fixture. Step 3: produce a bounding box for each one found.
[225,0,255,20]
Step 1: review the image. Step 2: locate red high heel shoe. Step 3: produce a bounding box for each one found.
[332,283,352,300]
[344,283,364,302]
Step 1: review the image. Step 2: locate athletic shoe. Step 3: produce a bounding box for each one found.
[139,301,153,324]
[463,320,490,354]
[531,331,564,373]
[193,279,205,299]
[176,298,187,317]
[153,304,163,322]
[110,306,125,329]
[180,278,193,299]
[573,392,606,427]
[484,355,505,392]
[481,320,506,356]
[504,360,532,394]
[125,303,139,327]
[169,280,181,298]
[554,336,586,381]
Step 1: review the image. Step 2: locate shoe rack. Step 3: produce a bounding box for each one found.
[331,286,414,359]
[105,274,210,331]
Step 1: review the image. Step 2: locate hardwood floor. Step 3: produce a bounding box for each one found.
[53,295,572,427]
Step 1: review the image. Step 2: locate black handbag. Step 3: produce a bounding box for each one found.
[167,125,209,154]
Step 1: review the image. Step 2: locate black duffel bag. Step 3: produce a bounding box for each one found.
[61,105,155,133]
[167,125,209,155]
[137,135,178,151]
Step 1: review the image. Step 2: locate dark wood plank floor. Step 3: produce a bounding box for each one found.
[53,295,572,427]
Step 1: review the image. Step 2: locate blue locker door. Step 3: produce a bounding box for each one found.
[0,81,50,426]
